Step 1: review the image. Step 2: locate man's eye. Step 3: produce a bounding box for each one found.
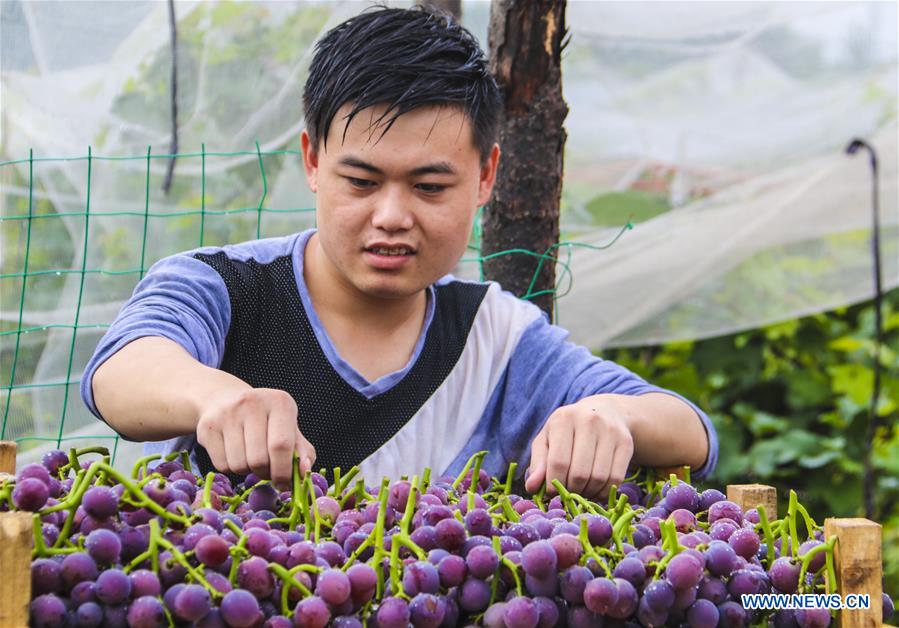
[416,183,446,194]
[347,177,375,189]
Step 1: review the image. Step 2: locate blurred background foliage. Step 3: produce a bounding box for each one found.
[602,289,899,598]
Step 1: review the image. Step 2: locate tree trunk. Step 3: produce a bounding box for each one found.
[423,0,462,20]
[483,0,567,318]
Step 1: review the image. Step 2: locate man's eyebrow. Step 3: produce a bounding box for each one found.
[338,156,456,177]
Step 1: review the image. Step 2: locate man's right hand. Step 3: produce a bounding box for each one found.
[195,387,316,490]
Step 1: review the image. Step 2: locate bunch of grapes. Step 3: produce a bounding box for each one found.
[2,447,894,627]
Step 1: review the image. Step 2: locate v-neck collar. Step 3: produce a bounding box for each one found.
[290,230,437,400]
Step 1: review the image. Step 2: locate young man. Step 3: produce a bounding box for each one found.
[83,6,717,495]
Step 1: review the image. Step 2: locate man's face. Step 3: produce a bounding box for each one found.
[301,104,499,300]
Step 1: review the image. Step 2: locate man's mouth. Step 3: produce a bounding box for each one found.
[364,245,416,256]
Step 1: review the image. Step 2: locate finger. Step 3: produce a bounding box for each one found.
[601,437,634,498]
[244,414,270,479]
[295,430,317,476]
[524,427,549,493]
[267,402,299,489]
[544,420,574,495]
[568,421,601,496]
[584,431,615,499]
[198,423,229,474]
[222,421,249,475]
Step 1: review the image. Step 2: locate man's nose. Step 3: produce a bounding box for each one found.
[370,185,414,231]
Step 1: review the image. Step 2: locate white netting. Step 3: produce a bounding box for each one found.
[1,1,897,465]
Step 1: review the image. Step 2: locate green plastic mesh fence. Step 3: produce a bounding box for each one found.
[0,147,629,468]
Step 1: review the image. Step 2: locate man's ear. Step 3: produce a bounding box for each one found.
[476,143,501,207]
[301,130,319,193]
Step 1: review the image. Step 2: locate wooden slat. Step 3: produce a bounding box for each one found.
[727,483,777,517]
[0,512,32,626]
[0,441,16,475]
[824,518,882,628]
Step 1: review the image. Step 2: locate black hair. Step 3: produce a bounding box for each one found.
[302,5,502,162]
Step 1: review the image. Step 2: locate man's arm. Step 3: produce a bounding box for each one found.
[93,337,316,488]
[524,392,708,497]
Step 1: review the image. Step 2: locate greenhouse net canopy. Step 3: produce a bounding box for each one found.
[1,1,897,466]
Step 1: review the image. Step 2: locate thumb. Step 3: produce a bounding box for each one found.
[295,428,316,475]
[524,430,548,494]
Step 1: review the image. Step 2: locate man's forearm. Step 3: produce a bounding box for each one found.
[91,336,251,441]
[581,392,710,471]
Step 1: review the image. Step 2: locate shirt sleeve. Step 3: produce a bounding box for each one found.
[491,314,719,481]
[80,253,231,426]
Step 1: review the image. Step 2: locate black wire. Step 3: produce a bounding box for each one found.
[162,0,179,195]
[845,138,882,520]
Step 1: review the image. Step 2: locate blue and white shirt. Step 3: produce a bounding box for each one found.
[81,229,718,483]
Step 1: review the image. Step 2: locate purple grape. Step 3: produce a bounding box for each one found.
[506,522,540,547]
[483,602,508,628]
[709,519,739,542]
[769,555,802,593]
[465,544,499,579]
[559,565,593,605]
[520,540,557,578]
[84,528,121,565]
[727,568,768,598]
[331,617,362,628]
[31,558,62,596]
[409,592,446,627]
[129,569,161,598]
[94,569,131,605]
[459,577,491,613]
[30,593,67,628]
[532,596,559,628]
[464,508,492,536]
[499,535,523,554]
[61,552,98,590]
[673,583,699,611]
[612,556,646,588]
[728,527,761,560]
[687,598,720,628]
[75,601,103,627]
[42,449,69,475]
[704,540,737,577]
[315,568,351,606]
[124,595,165,628]
[503,596,539,628]
[13,477,50,511]
[666,553,704,591]
[617,481,642,505]
[644,578,676,611]
[884,594,895,622]
[437,554,467,588]
[403,560,441,596]
[798,539,826,573]
[524,572,559,598]
[637,595,668,627]
[434,518,466,551]
[81,486,118,519]
[665,482,700,513]
[796,608,832,628]
[316,540,346,567]
[220,589,262,628]
[549,533,583,569]
[772,609,798,628]
[583,576,618,614]
[708,500,744,526]
[697,576,728,605]
[567,604,603,628]
[410,525,438,552]
[237,556,275,598]
[699,488,727,511]
[717,600,747,627]
[377,596,410,628]
[632,523,656,548]
[462,534,492,557]
[292,595,330,628]
[101,603,128,628]
[669,508,698,532]
[174,583,211,622]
